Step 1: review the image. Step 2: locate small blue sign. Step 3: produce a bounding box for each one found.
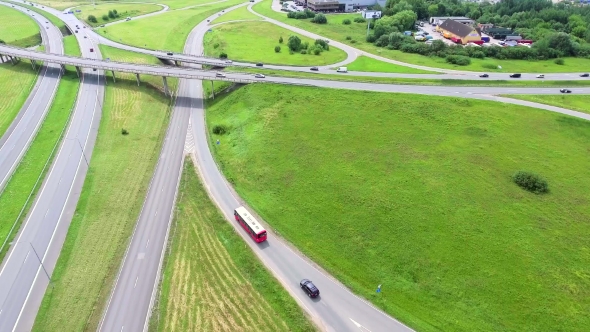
[376,284,381,293]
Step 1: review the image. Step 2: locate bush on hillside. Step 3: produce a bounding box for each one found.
[279,36,283,43]
[87,15,97,23]
[311,13,327,24]
[121,128,129,135]
[102,14,109,21]
[275,45,281,53]
[314,39,329,50]
[354,17,366,23]
[108,10,115,19]
[512,171,549,194]
[554,58,564,65]
[446,54,471,66]
[212,125,228,135]
[346,36,352,40]
[219,52,228,59]
[342,19,351,25]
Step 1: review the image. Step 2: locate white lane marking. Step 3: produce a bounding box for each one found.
[145,239,149,249]
[350,318,372,331]
[120,326,124,332]
[154,211,158,217]
[134,277,138,288]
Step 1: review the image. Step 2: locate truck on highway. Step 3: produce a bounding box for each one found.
[337,67,347,73]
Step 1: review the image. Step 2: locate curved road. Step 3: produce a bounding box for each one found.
[0,2,105,331]
[0,3,62,193]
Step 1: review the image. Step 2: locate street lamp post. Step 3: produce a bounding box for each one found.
[8,241,52,282]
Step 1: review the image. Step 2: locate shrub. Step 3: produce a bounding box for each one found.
[366,34,376,43]
[0,39,4,44]
[512,171,548,194]
[314,39,329,50]
[108,10,115,19]
[445,54,471,66]
[102,14,109,21]
[113,9,118,15]
[311,13,327,24]
[346,36,352,40]
[88,15,97,23]
[313,48,321,55]
[121,128,129,135]
[212,125,228,135]
[303,8,315,18]
[482,63,499,70]
[302,41,309,49]
[342,19,351,25]
[554,58,564,65]
[279,36,283,43]
[219,52,228,59]
[354,17,366,23]
[350,40,357,43]
[288,35,302,51]
[275,45,281,53]
[295,11,307,19]
[300,49,307,54]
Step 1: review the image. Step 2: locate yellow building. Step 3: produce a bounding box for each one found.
[437,19,481,44]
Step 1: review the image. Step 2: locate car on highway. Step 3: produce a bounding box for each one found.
[560,89,572,93]
[100,24,105,27]
[75,30,78,33]
[216,72,226,78]
[300,279,320,298]
[225,60,233,64]
[509,73,521,78]
[167,52,173,55]
[256,62,263,67]
[581,73,589,77]
[479,74,489,78]
[90,48,94,52]
[536,74,545,78]
[84,36,87,38]
[93,68,97,71]
[254,74,265,78]
[310,67,319,71]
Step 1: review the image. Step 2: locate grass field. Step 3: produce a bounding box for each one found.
[252,0,590,73]
[212,4,261,23]
[505,95,590,115]
[204,21,347,65]
[151,158,315,331]
[63,35,80,56]
[0,71,78,261]
[226,66,590,87]
[206,84,590,332]
[30,0,222,10]
[0,5,41,47]
[74,3,162,27]
[33,47,174,332]
[6,0,67,32]
[0,62,39,138]
[346,56,435,74]
[97,0,245,51]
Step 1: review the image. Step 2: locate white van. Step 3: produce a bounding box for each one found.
[336,67,347,73]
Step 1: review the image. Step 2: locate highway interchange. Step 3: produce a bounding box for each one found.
[0,1,589,331]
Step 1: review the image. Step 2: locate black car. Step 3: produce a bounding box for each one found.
[509,73,521,78]
[479,74,489,78]
[300,279,320,298]
[167,52,173,56]
[581,73,589,77]
[310,67,319,71]
[560,89,572,93]
[256,62,264,67]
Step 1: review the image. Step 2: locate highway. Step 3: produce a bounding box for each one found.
[0,2,62,194]
[0,3,105,331]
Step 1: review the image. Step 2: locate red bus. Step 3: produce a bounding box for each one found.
[234,206,267,243]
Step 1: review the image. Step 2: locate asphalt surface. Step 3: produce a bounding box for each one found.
[0,3,105,331]
[0,3,62,194]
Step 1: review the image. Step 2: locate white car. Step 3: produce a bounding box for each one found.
[224,60,233,64]
[216,72,226,78]
[254,74,265,78]
[536,74,545,78]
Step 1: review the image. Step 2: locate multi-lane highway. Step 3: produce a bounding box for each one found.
[0,2,62,194]
[0,3,105,331]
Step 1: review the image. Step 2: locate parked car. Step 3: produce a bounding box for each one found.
[479,74,489,78]
[560,89,572,93]
[300,279,320,298]
[580,73,589,77]
[256,62,263,67]
[509,73,521,78]
[254,73,265,78]
[167,52,173,55]
[536,74,544,78]
[216,72,226,78]
[310,67,319,71]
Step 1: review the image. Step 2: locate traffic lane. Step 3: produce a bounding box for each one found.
[98,79,190,332]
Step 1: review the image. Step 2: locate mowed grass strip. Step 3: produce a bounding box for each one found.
[152,158,316,331]
[346,55,435,74]
[205,21,347,65]
[206,84,590,332]
[212,4,262,23]
[504,94,590,115]
[226,66,590,87]
[97,0,245,52]
[0,71,78,261]
[0,62,39,137]
[4,0,67,32]
[0,5,41,47]
[252,0,590,73]
[74,3,163,27]
[33,47,174,332]
[63,35,81,56]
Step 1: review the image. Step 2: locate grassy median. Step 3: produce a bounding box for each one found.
[504,95,590,115]
[33,47,175,332]
[0,5,41,47]
[211,4,261,23]
[151,158,315,331]
[0,62,39,137]
[206,84,590,332]
[74,3,163,27]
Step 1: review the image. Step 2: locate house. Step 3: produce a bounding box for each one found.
[436,19,481,45]
[429,16,474,26]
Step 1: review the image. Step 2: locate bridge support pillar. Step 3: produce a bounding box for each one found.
[0,54,4,63]
[10,56,16,65]
[31,60,37,71]
[162,76,170,97]
[174,60,179,66]
[60,64,66,74]
[75,66,81,78]
[135,73,140,86]
[111,70,116,83]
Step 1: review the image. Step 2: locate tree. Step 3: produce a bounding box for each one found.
[113,9,118,15]
[102,14,109,21]
[88,15,97,23]
[219,52,228,59]
[314,39,329,50]
[287,35,301,51]
[279,36,283,43]
[571,26,587,39]
[427,4,438,17]
[311,13,327,24]
[274,45,281,53]
[391,0,412,15]
[108,10,115,19]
